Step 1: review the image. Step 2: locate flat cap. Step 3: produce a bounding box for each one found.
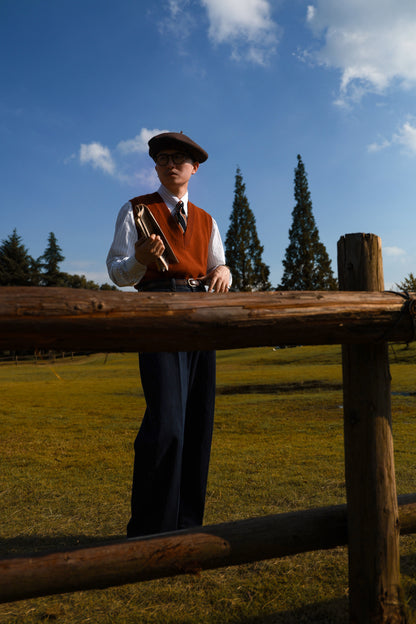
[148,131,208,163]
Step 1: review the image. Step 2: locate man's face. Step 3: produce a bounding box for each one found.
[154,149,199,193]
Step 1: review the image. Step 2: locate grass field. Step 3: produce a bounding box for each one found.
[1,344,416,623]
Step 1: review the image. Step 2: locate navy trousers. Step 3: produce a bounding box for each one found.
[127,285,216,538]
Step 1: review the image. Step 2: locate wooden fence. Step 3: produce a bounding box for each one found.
[1,232,416,623]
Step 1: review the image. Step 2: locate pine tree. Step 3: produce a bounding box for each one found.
[396,273,416,292]
[225,167,271,291]
[278,155,337,290]
[0,229,39,285]
[39,232,65,286]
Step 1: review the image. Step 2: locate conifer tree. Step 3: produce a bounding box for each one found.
[0,229,117,290]
[39,232,65,286]
[225,167,271,291]
[278,155,337,290]
[0,229,39,285]
[396,273,416,292]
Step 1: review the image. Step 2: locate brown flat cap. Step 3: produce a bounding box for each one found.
[148,131,208,163]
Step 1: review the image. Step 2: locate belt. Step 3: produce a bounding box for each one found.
[135,278,205,291]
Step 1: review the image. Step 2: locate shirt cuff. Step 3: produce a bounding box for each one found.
[125,256,147,284]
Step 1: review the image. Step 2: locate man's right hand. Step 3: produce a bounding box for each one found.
[135,234,165,266]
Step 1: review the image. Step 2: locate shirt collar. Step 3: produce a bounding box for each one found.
[158,184,188,215]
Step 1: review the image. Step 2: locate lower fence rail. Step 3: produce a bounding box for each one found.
[2,494,416,605]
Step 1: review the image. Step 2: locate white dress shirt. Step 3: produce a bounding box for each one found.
[106,184,226,287]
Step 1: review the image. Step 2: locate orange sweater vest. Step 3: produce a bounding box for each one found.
[130,192,213,282]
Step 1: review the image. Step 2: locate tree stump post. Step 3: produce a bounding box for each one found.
[338,233,407,623]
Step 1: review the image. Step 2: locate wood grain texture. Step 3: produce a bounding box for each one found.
[0,287,414,352]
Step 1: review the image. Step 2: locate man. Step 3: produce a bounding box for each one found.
[107,131,230,537]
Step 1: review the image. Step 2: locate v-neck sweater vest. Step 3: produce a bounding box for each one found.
[130,192,213,282]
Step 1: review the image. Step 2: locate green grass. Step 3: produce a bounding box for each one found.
[0,344,416,622]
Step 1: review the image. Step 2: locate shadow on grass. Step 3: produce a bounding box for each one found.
[402,551,416,573]
[235,598,348,623]
[0,534,125,559]
[217,381,342,395]
[401,550,416,616]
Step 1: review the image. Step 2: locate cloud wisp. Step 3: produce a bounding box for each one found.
[79,142,116,175]
[78,128,167,186]
[305,1,416,105]
[201,0,279,65]
[368,121,416,156]
[160,0,279,66]
[384,246,407,258]
[117,127,170,155]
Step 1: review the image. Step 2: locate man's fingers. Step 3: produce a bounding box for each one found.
[135,235,165,264]
[208,276,229,293]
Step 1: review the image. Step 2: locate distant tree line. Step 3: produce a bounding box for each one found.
[2,156,413,294]
[0,230,116,290]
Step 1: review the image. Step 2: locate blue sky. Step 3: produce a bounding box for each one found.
[1,0,416,289]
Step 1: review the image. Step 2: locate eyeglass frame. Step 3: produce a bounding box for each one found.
[155,152,193,166]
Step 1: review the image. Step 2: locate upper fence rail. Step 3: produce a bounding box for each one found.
[0,287,415,352]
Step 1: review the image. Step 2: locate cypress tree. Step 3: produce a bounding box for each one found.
[225,167,271,291]
[278,155,337,290]
[0,229,39,285]
[39,232,65,286]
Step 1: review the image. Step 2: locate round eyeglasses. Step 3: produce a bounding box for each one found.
[155,152,190,166]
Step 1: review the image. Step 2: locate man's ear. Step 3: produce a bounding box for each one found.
[192,162,199,175]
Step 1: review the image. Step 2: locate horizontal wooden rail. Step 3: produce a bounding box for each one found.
[0,287,415,352]
[1,494,416,604]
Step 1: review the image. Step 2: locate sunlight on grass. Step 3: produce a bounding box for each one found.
[0,344,416,623]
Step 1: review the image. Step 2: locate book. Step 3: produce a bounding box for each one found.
[132,204,179,272]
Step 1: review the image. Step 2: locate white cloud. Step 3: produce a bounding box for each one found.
[367,139,392,154]
[78,128,168,186]
[79,142,115,175]
[368,121,416,156]
[158,0,278,65]
[384,246,407,258]
[168,0,184,19]
[305,1,416,104]
[306,5,315,22]
[200,0,279,65]
[129,167,160,188]
[394,122,416,155]
[117,127,170,155]
[158,0,196,50]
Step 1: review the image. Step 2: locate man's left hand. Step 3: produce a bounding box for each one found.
[202,265,231,293]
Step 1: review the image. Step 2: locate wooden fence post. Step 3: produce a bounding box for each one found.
[338,233,407,623]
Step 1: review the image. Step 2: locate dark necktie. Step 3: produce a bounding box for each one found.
[175,201,187,233]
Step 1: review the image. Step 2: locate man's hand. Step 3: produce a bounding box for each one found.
[135,234,165,266]
[202,265,230,293]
